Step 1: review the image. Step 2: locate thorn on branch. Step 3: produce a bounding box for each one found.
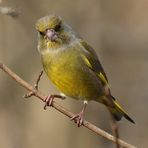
[23,70,43,98]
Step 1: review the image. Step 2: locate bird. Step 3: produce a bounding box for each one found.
[35,14,135,126]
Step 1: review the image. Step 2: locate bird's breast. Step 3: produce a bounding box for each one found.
[41,48,104,100]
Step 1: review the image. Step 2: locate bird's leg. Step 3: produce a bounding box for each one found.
[71,100,88,127]
[44,94,66,110]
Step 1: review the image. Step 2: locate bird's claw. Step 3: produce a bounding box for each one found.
[44,94,66,110]
[71,112,84,127]
[44,95,55,110]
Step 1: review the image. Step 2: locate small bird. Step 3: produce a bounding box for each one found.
[35,14,135,126]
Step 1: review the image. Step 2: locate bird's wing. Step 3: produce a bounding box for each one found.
[79,40,108,86]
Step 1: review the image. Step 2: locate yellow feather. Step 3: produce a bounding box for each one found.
[81,54,92,68]
[113,100,125,113]
[98,72,108,85]
[81,54,108,85]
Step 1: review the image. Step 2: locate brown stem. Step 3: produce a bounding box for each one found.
[34,70,43,90]
[0,63,136,148]
[23,70,43,98]
[110,113,120,148]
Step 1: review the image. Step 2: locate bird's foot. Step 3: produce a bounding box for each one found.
[44,95,54,109]
[44,94,65,110]
[71,111,84,127]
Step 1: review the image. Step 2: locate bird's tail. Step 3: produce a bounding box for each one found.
[108,96,135,124]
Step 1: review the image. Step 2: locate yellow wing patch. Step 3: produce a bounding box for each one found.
[113,100,125,113]
[81,54,108,85]
[98,72,108,85]
[81,54,92,68]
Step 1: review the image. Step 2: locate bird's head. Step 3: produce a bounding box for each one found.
[36,14,74,53]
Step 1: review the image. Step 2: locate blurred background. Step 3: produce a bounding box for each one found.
[0,0,147,147]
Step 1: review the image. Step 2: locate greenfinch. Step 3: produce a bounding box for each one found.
[35,14,135,126]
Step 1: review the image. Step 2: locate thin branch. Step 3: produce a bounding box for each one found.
[23,70,43,98]
[0,63,136,148]
[110,113,120,148]
[34,70,43,90]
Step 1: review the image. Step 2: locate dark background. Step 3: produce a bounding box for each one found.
[0,0,147,147]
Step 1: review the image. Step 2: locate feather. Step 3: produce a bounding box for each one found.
[79,40,108,86]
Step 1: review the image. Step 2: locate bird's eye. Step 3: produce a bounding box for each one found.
[39,31,44,36]
[55,24,61,32]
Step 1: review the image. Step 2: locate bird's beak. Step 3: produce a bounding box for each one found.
[45,29,58,41]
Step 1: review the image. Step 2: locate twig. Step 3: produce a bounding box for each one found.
[23,70,43,98]
[34,70,43,90]
[0,63,136,148]
[0,6,19,17]
[110,113,120,148]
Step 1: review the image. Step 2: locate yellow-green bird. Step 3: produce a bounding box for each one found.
[35,14,135,126]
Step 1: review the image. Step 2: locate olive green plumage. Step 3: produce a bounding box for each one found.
[36,14,135,123]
